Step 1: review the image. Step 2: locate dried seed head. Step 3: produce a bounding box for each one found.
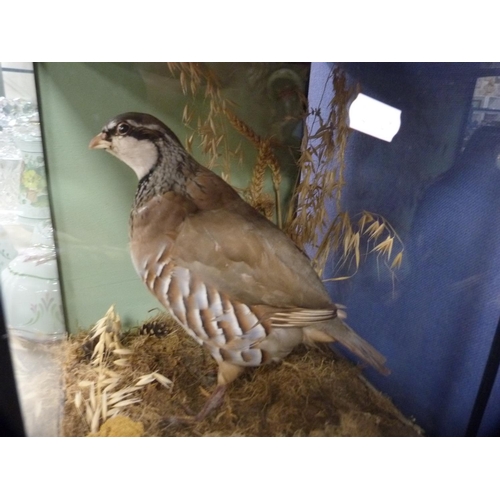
[74,391,83,410]
[152,372,174,390]
[135,374,157,386]
[113,348,133,356]
[112,398,142,408]
[391,251,404,270]
[113,359,130,367]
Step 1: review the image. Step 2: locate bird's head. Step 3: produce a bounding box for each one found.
[89,112,184,180]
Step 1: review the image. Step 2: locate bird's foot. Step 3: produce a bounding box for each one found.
[162,385,227,429]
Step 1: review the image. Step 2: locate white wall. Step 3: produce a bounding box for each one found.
[1,62,36,100]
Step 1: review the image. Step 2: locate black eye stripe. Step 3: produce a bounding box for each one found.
[103,116,183,146]
[129,127,163,142]
[107,123,153,141]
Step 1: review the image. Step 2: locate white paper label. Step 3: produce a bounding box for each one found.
[348,93,401,142]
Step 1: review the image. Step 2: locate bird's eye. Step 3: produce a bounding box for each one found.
[116,122,130,135]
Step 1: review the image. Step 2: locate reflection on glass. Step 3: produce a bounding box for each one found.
[3,62,499,437]
[465,76,500,144]
[0,96,64,342]
[0,66,65,436]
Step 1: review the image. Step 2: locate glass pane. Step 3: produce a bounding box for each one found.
[0,62,65,436]
[4,62,499,437]
[37,63,309,334]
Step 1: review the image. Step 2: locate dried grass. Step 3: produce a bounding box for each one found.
[61,306,174,436]
[61,308,422,437]
[284,68,404,277]
[167,63,284,226]
[167,63,404,279]
[167,62,235,173]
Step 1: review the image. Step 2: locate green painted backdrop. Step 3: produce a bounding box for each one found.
[37,63,309,332]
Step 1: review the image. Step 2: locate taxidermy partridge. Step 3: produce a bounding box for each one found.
[89,112,388,420]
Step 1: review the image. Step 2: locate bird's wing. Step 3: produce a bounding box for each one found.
[170,203,334,312]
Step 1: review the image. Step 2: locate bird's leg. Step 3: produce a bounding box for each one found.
[193,360,244,421]
[163,362,243,427]
[195,384,227,421]
[163,385,227,427]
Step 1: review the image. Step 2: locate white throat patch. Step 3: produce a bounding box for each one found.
[110,136,158,180]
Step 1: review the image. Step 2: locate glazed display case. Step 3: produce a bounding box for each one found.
[0,64,66,436]
[1,62,500,437]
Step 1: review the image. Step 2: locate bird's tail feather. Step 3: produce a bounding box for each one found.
[304,317,390,375]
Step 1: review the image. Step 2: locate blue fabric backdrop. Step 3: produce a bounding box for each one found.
[308,63,500,436]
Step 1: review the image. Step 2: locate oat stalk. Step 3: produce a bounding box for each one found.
[72,305,173,434]
[167,63,285,226]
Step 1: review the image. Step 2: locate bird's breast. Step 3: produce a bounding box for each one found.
[132,244,282,367]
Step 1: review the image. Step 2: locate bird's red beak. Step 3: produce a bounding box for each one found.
[89,132,111,150]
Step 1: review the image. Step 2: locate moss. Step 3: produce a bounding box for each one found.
[88,416,144,437]
[61,314,422,437]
